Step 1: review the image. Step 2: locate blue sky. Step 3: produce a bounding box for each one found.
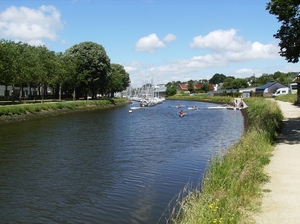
[1,0,300,87]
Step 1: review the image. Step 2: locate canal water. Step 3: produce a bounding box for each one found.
[0,100,244,224]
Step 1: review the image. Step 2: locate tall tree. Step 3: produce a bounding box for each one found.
[52,52,77,101]
[200,83,211,93]
[108,63,130,98]
[209,73,226,84]
[64,41,111,99]
[187,80,194,93]
[0,40,14,98]
[266,1,300,63]
[166,84,177,96]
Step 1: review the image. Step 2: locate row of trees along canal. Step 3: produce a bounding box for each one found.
[0,40,131,102]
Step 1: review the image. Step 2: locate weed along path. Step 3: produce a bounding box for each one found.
[254,100,300,224]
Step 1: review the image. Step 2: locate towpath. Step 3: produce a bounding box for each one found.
[254,100,300,223]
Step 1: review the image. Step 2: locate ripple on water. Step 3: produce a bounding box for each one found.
[0,100,244,223]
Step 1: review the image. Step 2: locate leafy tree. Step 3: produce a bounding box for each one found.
[165,82,173,88]
[108,63,130,98]
[51,52,77,100]
[200,83,211,92]
[233,78,249,89]
[222,77,248,89]
[199,79,208,83]
[3,41,21,102]
[166,84,177,96]
[64,41,111,99]
[209,73,226,84]
[266,0,300,63]
[221,76,235,89]
[17,43,43,101]
[0,40,15,98]
[187,80,194,93]
[34,46,57,102]
[256,73,275,86]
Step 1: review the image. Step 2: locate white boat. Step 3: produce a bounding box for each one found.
[207,98,248,110]
[188,106,198,110]
[130,106,145,110]
[207,105,232,110]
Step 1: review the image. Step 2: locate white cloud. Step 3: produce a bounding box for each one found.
[234,68,262,78]
[0,5,63,46]
[125,29,288,86]
[190,29,246,52]
[190,29,280,62]
[163,33,176,42]
[124,66,138,73]
[236,68,256,74]
[135,33,165,53]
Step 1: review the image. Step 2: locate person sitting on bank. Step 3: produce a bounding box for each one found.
[239,101,244,109]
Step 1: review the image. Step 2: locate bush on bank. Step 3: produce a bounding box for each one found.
[0,98,130,124]
[168,97,283,224]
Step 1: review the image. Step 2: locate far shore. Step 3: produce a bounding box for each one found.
[0,98,131,126]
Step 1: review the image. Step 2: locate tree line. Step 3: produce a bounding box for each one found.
[0,40,131,102]
[165,71,297,96]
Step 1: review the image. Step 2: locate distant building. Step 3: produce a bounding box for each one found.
[255,82,287,96]
[179,83,214,93]
[153,87,167,98]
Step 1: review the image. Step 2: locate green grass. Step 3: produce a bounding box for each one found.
[274,93,297,104]
[168,97,283,224]
[0,98,130,121]
[167,94,235,104]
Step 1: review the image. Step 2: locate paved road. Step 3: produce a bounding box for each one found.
[254,100,300,224]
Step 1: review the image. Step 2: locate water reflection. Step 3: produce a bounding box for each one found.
[0,100,244,223]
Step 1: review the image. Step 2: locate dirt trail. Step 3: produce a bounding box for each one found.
[254,100,300,224]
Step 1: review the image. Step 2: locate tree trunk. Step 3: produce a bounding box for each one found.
[5,85,8,99]
[19,84,23,102]
[59,84,62,101]
[41,84,44,103]
[12,85,15,103]
[28,84,31,99]
[73,86,76,101]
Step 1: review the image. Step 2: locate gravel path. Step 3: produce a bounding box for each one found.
[254,100,300,224]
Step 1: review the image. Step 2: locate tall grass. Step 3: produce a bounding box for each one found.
[168,97,283,224]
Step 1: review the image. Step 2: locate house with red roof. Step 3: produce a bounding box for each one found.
[179,83,214,93]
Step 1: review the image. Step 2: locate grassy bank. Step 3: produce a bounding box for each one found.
[0,98,130,125]
[275,93,297,104]
[168,97,283,224]
[167,94,235,105]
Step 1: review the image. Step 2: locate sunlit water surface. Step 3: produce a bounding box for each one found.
[0,100,244,223]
